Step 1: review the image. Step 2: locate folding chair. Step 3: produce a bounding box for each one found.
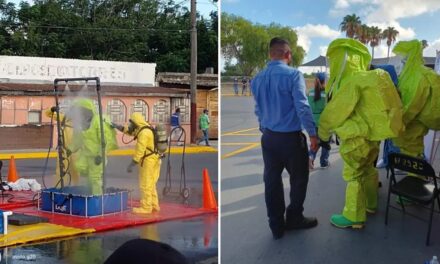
[385,153,440,246]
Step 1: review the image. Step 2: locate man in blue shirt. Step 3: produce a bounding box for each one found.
[170,108,183,146]
[251,37,319,239]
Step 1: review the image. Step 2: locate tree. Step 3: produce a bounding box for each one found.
[421,39,428,49]
[221,13,304,77]
[368,26,382,59]
[355,24,370,45]
[340,14,361,38]
[382,26,399,58]
[0,0,218,73]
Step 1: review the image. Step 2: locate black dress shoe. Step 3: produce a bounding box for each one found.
[271,228,284,240]
[285,216,318,230]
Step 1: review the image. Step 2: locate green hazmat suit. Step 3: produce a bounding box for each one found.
[126,112,161,214]
[318,38,404,223]
[392,40,440,157]
[68,98,118,195]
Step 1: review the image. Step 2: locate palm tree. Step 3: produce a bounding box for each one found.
[340,14,362,38]
[382,26,399,58]
[356,24,371,45]
[421,40,429,49]
[369,26,382,59]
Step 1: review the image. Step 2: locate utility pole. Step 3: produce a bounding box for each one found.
[190,0,197,143]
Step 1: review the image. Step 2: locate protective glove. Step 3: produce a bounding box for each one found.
[50,106,58,112]
[95,156,102,165]
[65,148,72,157]
[111,122,124,132]
[126,160,137,173]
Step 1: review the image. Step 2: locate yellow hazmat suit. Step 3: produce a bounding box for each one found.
[68,98,118,195]
[319,38,403,226]
[392,40,440,157]
[126,112,161,214]
[45,108,80,186]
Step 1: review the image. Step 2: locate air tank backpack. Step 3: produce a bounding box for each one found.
[135,123,169,165]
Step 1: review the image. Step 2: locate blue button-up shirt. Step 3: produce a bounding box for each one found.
[171,113,180,127]
[251,60,316,136]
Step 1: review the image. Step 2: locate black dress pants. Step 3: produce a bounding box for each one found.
[261,129,309,231]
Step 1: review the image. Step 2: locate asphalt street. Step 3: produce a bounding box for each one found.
[221,94,440,264]
[0,152,218,264]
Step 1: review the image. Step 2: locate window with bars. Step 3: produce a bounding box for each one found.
[131,99,149,121]
[170,98,190,123]
[153,99,170,123]
[28,111,41,124]
[107,99,126,124]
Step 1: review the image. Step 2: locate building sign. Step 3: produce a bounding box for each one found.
[0,56,156,85]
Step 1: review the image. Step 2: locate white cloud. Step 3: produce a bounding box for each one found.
[294,24,341,53]
[424,38,440,57]
[331,0,440,23]
[367,21,416,40]
[365,0,440,23]
[319,46,328,56]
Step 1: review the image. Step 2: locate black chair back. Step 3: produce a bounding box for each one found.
[388,153,436,178]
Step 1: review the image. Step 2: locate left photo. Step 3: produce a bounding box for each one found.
[0,0,218,263]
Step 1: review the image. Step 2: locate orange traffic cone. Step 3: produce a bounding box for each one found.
[7,155,19,183]
[202,168,217,211]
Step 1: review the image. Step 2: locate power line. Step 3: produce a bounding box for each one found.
[12,24,191,33]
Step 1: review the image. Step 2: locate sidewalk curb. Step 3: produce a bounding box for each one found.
[0,146,217,160]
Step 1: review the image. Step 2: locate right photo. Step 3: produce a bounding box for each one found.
[220,1,440,263]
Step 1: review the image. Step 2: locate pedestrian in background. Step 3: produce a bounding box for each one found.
[308,72,330,169]
[233,77,239,95]
[251,37,319,240]
[170,108,183,146]
[197,109,210,146]
[241,77,247,95]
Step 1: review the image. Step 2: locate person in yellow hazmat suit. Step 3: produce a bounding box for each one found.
[114,112,161,214]
[44,106,79,186]
[318,38,404,228]
[392,40,440,158]
[66,98,118,195]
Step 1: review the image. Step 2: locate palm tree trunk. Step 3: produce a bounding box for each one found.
[372,47,375,59]
[387,45,390,58]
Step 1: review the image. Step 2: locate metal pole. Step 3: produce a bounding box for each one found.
[190,0,197,143]
[53,81,66,188]
[95,79,107,195]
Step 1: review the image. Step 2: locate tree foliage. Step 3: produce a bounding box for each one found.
[0,0,218,73]
[221,12,304,77]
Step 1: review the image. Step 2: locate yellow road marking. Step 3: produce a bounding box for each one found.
[223,133,260,136]
[221,143,260,159]
[222,142,258,146]
[222,127,259,136]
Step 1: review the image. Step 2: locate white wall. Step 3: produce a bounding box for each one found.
[0,56,156,86]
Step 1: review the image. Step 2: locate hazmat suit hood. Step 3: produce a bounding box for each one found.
[392,40,440,130]
[127,112,150,137]
[326,38,371,95]
[392,40,425,117]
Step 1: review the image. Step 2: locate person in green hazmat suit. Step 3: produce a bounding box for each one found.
[44,106,80,186]
[318,38,404,228]
[114,112,162,214]
[66,98,118,195]
[392,40,440,158]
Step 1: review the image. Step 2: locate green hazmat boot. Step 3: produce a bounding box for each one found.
[330,214,364,229]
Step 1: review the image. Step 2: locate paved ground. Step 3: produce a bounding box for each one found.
[221,94,440,264]
[0,152,218,264]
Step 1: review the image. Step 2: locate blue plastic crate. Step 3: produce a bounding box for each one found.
[39,186,129,217]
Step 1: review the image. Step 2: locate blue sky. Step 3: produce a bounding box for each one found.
[222,0,440,63]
